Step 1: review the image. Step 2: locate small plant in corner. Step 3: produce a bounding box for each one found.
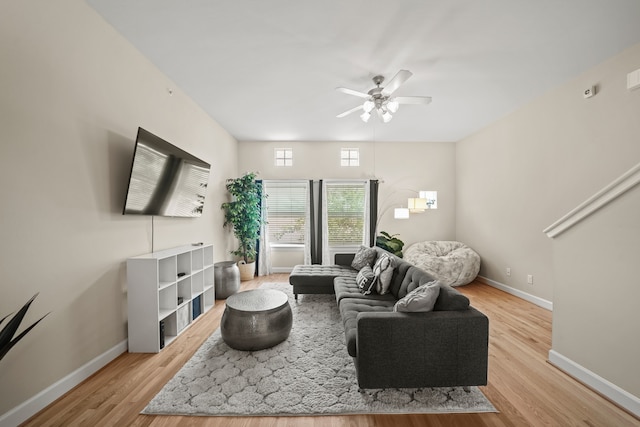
[376,231,405,258]
[1,294,49,361]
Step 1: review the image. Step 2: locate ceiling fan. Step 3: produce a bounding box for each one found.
[336,70,432,123]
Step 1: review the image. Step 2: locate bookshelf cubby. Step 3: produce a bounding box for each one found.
[126,244,215,353]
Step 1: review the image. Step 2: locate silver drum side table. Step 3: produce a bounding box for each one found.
[214,261,240,299]
[220,289,292,351]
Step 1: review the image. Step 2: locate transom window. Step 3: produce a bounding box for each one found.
[340,148,359,167]
[274,148,293,167]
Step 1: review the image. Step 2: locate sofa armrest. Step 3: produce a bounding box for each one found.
[355,308,489,388]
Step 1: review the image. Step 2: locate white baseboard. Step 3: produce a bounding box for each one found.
[271,267,294,273]
[477,275,553,311]
[549,349,640,418]
[0,340,127,427]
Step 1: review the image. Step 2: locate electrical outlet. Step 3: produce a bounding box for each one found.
[527,275,533,285]
[506,267,511,276]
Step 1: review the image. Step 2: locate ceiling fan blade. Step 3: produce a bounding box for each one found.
[336,87,370,99]
[336,104,363,118]
[394,96,432,105]
[381,70,413,96]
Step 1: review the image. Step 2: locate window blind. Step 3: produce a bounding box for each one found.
[264,181,308,244]
[325,182,366,246]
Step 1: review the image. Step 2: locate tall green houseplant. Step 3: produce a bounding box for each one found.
[221,172,263,265]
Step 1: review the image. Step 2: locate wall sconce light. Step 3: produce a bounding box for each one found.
[394,207,410,219]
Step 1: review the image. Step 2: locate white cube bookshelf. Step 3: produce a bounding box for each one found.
[127,244,215,353]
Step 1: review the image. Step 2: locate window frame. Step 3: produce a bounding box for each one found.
[340,148,359,167]
[324,180,368,248]
[263,180,309,246]
[274,148,293,167]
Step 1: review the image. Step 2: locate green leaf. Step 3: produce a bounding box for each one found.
[0,294,49,361]
[221,172,264,262]
[375,231,404,258]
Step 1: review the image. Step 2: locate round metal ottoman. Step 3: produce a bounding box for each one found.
[220,289,292,351]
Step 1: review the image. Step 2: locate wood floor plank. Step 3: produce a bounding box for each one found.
[20,275,639,427]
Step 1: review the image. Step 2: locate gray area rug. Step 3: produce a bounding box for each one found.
[142,282,496,416]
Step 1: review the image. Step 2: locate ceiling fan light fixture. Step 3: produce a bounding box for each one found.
[336,70,430,123]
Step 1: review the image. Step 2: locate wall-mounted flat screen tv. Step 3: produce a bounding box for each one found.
[123,127,210,217]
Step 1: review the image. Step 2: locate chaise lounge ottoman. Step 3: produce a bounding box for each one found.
[289,263,357,300]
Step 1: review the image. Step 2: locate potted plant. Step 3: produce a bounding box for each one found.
[1,293,48,361]
[221,172,263,280]
[376,231,404,258]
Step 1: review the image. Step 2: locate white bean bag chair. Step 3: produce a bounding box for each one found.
[403,241,480,287]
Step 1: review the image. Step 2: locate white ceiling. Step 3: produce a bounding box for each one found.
[87,0,640,142]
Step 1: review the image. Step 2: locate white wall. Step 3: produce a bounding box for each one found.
[238,140,457,268]
[0,0,237,417]
[550,183,640,399]
[456,42,640,303]
[270,248,305,273]
[5,0,638,418]
[456,43,640,403]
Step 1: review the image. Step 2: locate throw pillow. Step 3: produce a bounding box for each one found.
[394,281,441,312]
[356,265,376,295]
[351,246,377,270]
[372,253,394,295]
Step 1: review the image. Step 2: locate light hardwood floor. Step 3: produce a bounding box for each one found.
[22,274,639,427]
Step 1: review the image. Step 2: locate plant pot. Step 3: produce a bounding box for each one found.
[237,260,256,281]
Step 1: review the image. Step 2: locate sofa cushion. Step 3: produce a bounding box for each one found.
[367,247,439,300]
[433,284,470,311]
[394,281,440,312]
[339,298,395,357]
[334,276,396,304]
[372,253,394,295]
[351,246,377,270]
[388,264,438,300]
[355,265,375,294]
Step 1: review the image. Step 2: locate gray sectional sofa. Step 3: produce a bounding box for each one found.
[289,246,489,389]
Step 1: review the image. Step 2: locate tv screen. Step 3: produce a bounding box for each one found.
[123,127,210,217]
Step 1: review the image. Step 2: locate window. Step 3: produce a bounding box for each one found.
[274,148,293,167]
[264,181,308,245]
[325,181,367,246]
[340,148,359,167]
